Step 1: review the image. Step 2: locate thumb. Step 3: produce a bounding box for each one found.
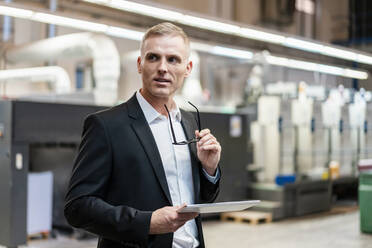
[176,203,187,212]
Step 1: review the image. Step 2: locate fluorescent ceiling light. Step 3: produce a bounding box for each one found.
[266,55,289,67]
[144,7,183,21]
[287,59,318,71]
[110,0,184,21]
[344,69,368,80]
[110,0,159,14]
[211,46,253,60]
[267,55,368,80]
[357,54,372,65]
[190,42,215,53]
[106,26,143,40]
[283,37,324,53]
[32,13,108,32]
[83,0,108,4]
[181,15,240,34]
[81,0,372,66]
[322,46,357,61]
[317,64,344,76]
[240,28,286,44]
[190,42,253,60]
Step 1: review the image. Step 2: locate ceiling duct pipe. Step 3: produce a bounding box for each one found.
[5,32,120,105]
[0,66,71,95]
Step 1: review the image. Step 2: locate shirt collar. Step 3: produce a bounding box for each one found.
[136,91,182,124]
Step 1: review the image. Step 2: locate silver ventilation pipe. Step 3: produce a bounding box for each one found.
[5,32,120,105]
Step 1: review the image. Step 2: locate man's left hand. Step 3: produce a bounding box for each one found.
[195,129,221,176]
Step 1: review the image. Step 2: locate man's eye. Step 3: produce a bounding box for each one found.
[147,54,158,61]
[168,57,178,63]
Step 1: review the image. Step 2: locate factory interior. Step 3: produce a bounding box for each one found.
[1,0,372,247]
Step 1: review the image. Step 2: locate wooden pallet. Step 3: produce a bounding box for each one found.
[221,211,272,225]
[27,231,50,240]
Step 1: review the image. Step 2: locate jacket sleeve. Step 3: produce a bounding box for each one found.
[199,165,220,203]
[64,114,152,246]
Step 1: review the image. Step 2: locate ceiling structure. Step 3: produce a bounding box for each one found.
[1,0,372,81]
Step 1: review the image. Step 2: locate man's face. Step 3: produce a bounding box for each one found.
[137,35,192,101]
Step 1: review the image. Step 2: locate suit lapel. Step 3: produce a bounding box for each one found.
[181,110,201,203]
[180,111,198,159]
[127,96,172,205]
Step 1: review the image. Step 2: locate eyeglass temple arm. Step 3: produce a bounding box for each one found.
[164,104,178,144]
[187,101,201,132]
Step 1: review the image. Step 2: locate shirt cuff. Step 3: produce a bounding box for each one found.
[202,167,220,184]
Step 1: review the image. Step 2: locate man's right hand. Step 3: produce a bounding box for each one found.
[149,204,198,234]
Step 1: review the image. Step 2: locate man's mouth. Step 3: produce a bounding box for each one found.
[154,78,171,83]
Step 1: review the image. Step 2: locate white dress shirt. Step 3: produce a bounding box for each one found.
[136,92,218,248]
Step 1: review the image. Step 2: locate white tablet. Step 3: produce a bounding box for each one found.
[177,200,260,214]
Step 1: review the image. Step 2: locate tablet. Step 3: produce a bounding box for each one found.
[177,200,260,214]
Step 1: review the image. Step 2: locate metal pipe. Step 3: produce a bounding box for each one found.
[2,0,11,42]
[48,0,57,38]
[0,66,72,95]
[6,32,120,105]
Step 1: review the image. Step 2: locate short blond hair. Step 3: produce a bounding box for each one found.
[140,22,190,56]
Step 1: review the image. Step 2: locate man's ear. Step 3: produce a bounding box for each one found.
[137,56,142,73]
[184,60,193,77]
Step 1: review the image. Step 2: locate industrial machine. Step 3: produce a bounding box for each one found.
[247,85,370,220]
[248,90,332,219]
[0,100,103,247]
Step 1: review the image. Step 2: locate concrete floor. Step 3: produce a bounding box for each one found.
[203,210,372,248]
[2,209,371,248]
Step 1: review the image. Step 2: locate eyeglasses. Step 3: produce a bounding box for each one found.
[164,101,201,145]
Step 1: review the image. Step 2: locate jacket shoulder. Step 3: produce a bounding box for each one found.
[89,94,140,123]
[92,102,129,121]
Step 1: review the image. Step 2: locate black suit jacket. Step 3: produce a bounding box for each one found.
[64,95,220,248]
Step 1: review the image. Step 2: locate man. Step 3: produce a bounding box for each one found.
[64,22,221,248]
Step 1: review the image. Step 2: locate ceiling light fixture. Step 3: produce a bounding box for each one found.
[106,26,143,40]
[212,46,253,60]
[322,46,357,61]
[32,12,109,32]
[284,37,324,53]
[266,55,368,80]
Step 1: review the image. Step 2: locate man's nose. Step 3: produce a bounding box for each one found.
[157,58,168,74]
